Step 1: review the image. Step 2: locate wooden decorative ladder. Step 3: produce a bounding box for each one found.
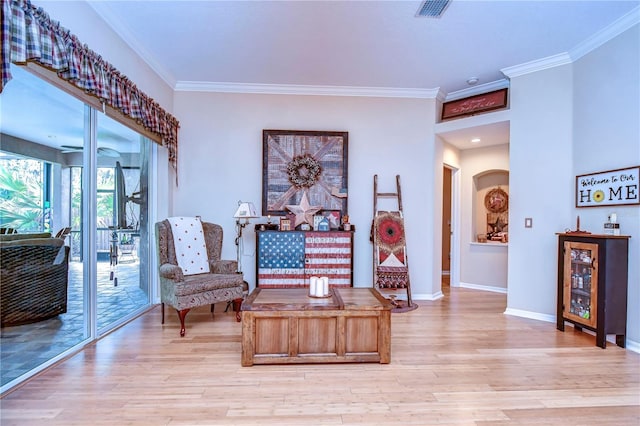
[371,174,416,311]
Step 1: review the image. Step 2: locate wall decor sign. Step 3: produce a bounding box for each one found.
[576,166,639,207]
[263,130,348,216]
[441,88,508,120]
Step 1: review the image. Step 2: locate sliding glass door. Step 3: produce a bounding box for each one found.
[0,64,152,392]
[0,65,89,390]
[95,115,150,332]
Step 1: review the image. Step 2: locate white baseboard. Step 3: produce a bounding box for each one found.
[385,291,444,301]
[458,281,507,294]
[625,339,640,354]
[413,291,445,301]
[504,307,555,323]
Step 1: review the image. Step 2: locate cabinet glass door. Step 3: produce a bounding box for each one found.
[563,241,598,328]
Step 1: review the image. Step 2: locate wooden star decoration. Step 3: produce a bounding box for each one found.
[285,192,321,228]
[490,217,507,233]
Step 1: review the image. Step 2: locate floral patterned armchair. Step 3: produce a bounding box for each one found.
[155,219,245,336]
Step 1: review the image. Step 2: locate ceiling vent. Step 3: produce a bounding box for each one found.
[415,0,451,18]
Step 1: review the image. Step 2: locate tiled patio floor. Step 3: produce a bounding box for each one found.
[0,260,147,387]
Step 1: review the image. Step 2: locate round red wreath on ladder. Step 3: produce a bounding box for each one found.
[376,212,406,264]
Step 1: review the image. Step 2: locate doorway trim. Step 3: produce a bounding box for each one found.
[447,164,461,288]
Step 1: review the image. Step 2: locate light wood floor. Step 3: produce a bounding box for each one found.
[1,286,638,425]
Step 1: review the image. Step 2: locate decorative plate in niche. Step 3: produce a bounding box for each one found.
[484,187,509,214]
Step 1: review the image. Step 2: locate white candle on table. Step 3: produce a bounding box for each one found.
[318,277,324,296]
[321,276,329,296]
[316,276,325,297]
[310,276,318,296]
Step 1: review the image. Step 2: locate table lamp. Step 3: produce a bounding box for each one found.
[233,201,258,273]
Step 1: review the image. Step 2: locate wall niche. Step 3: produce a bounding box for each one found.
[473,170,509,243]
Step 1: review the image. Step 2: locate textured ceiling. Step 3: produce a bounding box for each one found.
[89,0,637,95]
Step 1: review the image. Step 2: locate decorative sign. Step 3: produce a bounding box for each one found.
[576,166,639,207]
[441,88,508,120]
[262,130,348,216]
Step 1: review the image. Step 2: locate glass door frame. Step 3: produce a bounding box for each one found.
[83,106,99,337]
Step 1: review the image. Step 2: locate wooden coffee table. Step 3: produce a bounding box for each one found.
[240,287,392,366]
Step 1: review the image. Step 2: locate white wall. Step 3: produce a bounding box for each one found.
[506,63,574,320]
[172,92,440,296]
[505,22,640,350]
[442,141,461,170]
[459,145,510,291]
[572,24,640,346]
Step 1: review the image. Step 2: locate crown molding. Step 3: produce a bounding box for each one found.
[502,6,639,79]
[174,81,440,99]
[570,5,640,61]
[87,1,177,88]
[435,88,447,102]
[501,53,573,79]
[444,79,510,102]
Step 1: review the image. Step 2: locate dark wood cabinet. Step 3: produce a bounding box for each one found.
[556,233,630,348]
[256,230,354,288]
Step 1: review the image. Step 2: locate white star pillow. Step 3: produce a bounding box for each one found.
[286,192,322,228]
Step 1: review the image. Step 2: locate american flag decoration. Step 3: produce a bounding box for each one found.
[257,231,352,288]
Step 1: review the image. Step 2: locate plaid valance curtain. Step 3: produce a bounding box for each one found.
[1,0,179,170]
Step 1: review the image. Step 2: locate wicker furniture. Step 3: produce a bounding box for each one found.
[54,227,71,238]
[0,236,70,327]
[155,219,245,337]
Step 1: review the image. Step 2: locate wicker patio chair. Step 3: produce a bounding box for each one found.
[0,238,70,327]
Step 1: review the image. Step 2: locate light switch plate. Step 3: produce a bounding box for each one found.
[525,218,533,228]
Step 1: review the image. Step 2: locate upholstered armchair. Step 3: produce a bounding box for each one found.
[155,219,245,337]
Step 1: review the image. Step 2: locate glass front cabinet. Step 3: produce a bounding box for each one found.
[556,233,630,348]
[563,241,598,328]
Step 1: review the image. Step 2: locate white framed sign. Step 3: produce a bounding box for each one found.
[576,166,639,207]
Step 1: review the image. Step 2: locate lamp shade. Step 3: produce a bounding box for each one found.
[233,201,258,219]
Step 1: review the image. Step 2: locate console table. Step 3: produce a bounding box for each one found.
[241,287,392,366]
[255,230,354,288]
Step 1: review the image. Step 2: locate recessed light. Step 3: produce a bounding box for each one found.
[466,77,479,85]
[470,138,481,143]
